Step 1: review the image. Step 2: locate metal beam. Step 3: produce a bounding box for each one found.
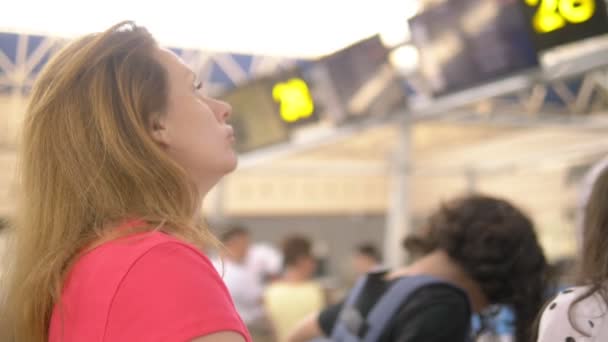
[427,109,608,130]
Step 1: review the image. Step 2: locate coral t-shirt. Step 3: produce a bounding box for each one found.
[48,228,251,342]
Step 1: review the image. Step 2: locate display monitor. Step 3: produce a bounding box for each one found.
[519,0,608,52]
[409,0,540,96]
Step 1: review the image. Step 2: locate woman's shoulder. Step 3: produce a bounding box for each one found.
[100,232,249,342]
[69,230,214,287]
[56,230,232,341]
[537,285,608,342]
[85,230,203,262]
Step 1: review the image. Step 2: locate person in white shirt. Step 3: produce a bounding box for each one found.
[214,227,263,324]
[247,243,283,284]
[214,226,280,342]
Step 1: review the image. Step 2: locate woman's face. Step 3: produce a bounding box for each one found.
[152,48,237,192]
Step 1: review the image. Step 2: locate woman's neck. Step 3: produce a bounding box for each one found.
[389,250,489,313]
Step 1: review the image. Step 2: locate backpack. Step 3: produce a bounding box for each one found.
[330,274,472,342]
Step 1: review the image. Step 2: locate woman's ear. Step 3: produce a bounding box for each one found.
[149,112,170,146]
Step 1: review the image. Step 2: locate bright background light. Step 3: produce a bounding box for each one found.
[1,0,420,57]
[389,44,420,74]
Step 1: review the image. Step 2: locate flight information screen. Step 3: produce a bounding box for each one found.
[220,79,290,153]
[317,35,407,122]
[268,67,320,128]
[220,67,320,153]
[519,0,608,51]
[410,0,540,96]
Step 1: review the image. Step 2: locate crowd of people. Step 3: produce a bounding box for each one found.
[1,21,608,342]
[211,224,377,342]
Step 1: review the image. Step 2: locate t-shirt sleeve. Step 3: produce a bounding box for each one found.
[104,242,250,342]
[392,285,471,342]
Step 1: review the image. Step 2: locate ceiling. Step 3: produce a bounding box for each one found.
[1,1,419,57]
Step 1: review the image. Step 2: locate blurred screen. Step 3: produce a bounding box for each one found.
[268,67,321,128]
[316,35,407,123]
[519,0,608,52]
[220,80,290,153]
[323,36,388,106]
[220,67,322,153]
[410,0,539,96]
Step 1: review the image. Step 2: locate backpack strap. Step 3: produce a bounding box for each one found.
[362,275,468,342]
[330,275,369,342]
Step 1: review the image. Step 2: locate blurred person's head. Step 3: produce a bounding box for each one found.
[282,236,317,280]
[221,226,251,263]
[352,243,382,276]
[403,194,547,342]
[1,21,236,342]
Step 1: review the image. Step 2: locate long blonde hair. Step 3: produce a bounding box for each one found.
[0,21,217,342]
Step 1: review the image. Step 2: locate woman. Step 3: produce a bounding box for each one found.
[0,22,249,342]
[536,166,608,341]
[288,194,547,342]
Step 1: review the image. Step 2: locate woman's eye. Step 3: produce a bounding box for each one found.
[194,80,203,90]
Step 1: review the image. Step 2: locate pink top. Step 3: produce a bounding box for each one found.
[48,228,251,342]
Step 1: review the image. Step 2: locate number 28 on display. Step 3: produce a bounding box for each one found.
[525,0,596,33]
[272,78,315,123]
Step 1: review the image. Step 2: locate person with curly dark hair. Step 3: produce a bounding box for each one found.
[287,194,547,342]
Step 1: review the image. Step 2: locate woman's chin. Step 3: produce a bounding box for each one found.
[224,154,238,174]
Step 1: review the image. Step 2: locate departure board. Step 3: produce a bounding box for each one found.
[519,0,608,51]
[317,35,407,122]
[220,80,290,153]
[410,0,540,96]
